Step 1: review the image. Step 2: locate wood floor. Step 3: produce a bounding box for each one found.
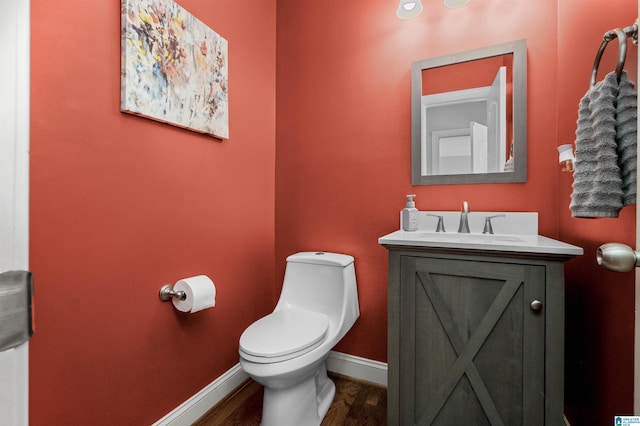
[193,373,387,426]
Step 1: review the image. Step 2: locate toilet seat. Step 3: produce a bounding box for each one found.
[239,308,329,363]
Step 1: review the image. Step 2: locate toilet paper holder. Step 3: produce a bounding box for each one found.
[159,284,187,301]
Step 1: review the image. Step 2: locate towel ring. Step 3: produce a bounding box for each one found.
[590,28,628,87]
[626,19,639,45]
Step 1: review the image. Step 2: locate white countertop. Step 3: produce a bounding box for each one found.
[378,230,584,257]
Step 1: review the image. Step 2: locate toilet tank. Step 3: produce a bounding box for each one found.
[275,252,359,335]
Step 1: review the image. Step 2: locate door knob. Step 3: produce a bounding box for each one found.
[596,243,640,272]
[530,300,543,311]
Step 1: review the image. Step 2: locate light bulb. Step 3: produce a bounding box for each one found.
[397,0,423,19]
[403,2,417,11]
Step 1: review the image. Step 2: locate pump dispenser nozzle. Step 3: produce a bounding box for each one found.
[402,194,419,231]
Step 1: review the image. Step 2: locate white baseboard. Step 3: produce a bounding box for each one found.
[326,350,388,387]
[152,363,249,426]
[153,351,388,425]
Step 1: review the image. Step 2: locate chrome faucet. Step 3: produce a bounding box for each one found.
[457,201,470,233]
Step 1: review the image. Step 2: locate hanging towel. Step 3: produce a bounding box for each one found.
[0,270,34,352]
[616,71,637,206]
[570,71,623,218]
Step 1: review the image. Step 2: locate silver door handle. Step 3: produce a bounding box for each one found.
[530,300,543,311]
[596,243,640,272]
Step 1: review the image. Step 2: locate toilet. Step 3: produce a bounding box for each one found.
[238,251,360,426]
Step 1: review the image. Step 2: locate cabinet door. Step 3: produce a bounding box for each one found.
[399,255,545,425]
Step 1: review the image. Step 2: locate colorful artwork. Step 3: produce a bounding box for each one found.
[121,0,228,139]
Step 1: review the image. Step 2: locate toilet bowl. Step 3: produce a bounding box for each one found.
[239,251,360,426]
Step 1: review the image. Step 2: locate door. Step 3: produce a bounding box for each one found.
[602,13,640,412]
[471,121,488,173]
[0,0,30,424]
[399,255,545,425]
[486,66,507,172]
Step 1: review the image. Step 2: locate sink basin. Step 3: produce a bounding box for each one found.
[417,232,525,244]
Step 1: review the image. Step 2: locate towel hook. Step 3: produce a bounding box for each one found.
[590,27,628,87]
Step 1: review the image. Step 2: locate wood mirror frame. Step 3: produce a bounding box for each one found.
[411,39,527,185]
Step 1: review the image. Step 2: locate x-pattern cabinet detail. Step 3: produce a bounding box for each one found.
[384,246,574,425]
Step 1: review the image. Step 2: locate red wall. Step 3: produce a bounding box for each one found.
[422,55,512,94]
[558,0,638,424]
[29,0,276,424]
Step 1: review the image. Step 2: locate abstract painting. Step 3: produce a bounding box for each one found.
[121,0,228,139]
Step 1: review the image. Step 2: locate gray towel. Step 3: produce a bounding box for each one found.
[0,270,34,352]
[616,71,637,205]
[571,72,623,218]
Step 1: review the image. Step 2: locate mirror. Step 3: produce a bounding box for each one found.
[411,39,527,185]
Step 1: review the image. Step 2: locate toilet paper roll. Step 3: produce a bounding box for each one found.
[172,275,216,313]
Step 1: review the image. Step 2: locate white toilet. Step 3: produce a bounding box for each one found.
[238,251,360,426]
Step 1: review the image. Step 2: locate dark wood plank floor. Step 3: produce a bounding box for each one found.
[194,373,387,426]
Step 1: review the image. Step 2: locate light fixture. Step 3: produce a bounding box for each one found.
[396,0,423,19]
[444,0,471,8]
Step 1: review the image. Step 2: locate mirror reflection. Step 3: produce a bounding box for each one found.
[411,40,527,185]
[422,56,511,175]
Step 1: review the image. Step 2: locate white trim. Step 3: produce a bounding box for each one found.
[0,342,29,426]
[0,0,30,424]
[422,86,491,108]
[0,0,30,272]
[153,351,388,425]
[326,351,388,387]
[152,364,249,426]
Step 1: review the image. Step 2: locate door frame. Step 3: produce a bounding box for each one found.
[0,0,31,424]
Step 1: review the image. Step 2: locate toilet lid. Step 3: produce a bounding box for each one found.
[239,308,328,359]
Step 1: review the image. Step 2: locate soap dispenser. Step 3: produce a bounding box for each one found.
[402,194,419,231]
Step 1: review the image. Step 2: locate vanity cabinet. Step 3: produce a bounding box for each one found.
[384,246,572,425]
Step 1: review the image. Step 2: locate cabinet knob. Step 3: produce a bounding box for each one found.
[530,300,543,311]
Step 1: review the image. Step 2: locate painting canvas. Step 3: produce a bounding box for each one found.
[121,0,228,139]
